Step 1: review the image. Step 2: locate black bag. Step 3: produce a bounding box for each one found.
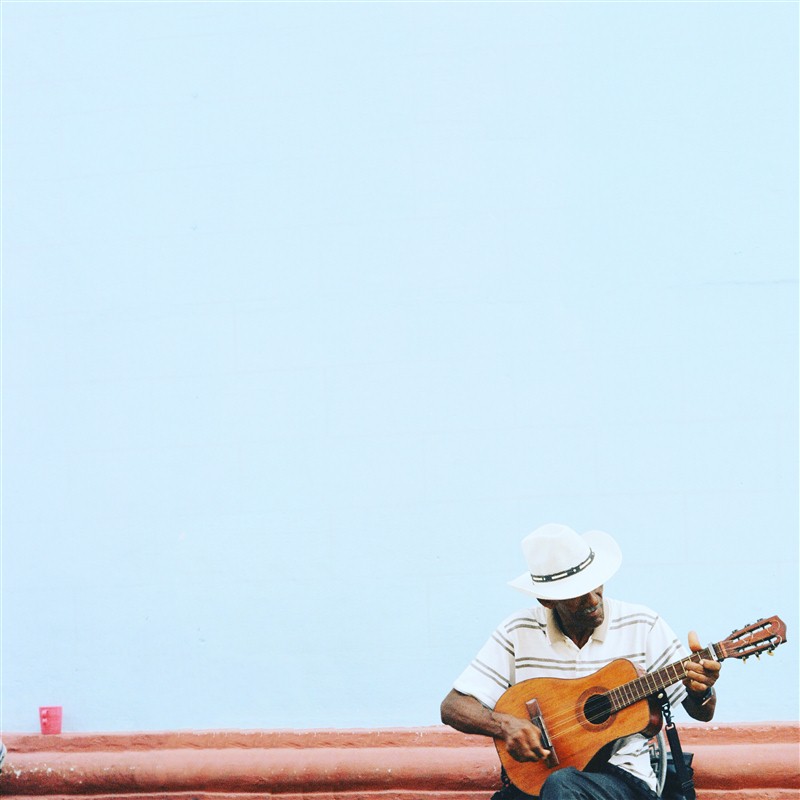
[661,752,694,800]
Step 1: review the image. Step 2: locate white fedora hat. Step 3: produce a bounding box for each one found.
[509,523,622,600]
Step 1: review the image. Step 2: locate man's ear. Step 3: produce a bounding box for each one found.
[537,598,556,610]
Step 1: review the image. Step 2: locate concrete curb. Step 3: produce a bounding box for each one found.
[1,723,797,798]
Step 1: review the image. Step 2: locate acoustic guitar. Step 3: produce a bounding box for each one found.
[494,615,787,796]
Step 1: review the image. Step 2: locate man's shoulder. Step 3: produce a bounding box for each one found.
[496,605,548,634]
[605,597,661,628]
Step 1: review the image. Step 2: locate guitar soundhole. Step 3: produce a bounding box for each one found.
[583,694,612,725]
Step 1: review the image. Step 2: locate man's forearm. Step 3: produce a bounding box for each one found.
[683,688,716,722]
[441,688,551,763]
[440,689,506,737]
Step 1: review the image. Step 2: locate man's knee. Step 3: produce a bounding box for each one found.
[540,767,583,799]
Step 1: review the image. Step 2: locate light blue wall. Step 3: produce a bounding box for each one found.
[2,3,797,733]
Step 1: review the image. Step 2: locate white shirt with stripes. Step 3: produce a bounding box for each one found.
[452,597,689,792]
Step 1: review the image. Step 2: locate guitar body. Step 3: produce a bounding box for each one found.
[494,659,661,796]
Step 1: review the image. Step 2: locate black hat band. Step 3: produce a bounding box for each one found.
[530,549,595,583]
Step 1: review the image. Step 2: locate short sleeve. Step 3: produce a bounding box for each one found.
[452,623,516,709]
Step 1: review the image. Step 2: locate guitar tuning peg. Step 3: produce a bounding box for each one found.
[768,650,775,656]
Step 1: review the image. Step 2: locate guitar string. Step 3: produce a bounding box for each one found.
[502,673,687,746]
[528,652,718,740]
[502,628,779,754]
[529,640,773,741]
[506,653,707,742]
[541,667,686,741]
[510,674,682,746]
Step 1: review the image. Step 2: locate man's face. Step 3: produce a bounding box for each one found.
[543,585,605,630]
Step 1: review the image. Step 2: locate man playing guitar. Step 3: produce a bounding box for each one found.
[440,523,721,799]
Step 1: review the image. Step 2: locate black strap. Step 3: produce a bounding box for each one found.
[658,691,696,800]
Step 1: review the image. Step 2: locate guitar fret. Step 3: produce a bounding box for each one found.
[625,682,635,704]
[624,683,633,704]
[607,639,755,715]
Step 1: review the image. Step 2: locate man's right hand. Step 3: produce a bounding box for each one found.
[495,712,552,762]
[440,689,551,762]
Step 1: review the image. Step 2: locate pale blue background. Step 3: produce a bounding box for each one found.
[2,2,797,733]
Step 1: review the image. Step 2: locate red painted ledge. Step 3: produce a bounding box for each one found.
[0,723,798,799]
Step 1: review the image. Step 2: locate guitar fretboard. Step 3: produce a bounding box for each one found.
[606,644,722,712]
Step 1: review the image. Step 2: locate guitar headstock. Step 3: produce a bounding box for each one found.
[717,615,787,661]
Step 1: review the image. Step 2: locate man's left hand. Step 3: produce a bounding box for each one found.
[682,630,721,698]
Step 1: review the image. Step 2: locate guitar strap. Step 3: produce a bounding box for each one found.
[657,691,696,800]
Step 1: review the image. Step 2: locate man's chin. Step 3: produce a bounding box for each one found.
[584,609,604,626]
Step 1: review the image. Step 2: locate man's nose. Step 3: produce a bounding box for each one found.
[583,590,601,607]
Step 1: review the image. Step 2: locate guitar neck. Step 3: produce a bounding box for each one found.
[607,643,723,712]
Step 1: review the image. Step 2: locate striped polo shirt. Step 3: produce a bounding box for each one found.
[452,597,689,792]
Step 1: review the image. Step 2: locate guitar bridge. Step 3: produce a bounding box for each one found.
[525,698,560,768]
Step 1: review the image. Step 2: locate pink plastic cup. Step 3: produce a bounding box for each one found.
[39,706,62,735]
